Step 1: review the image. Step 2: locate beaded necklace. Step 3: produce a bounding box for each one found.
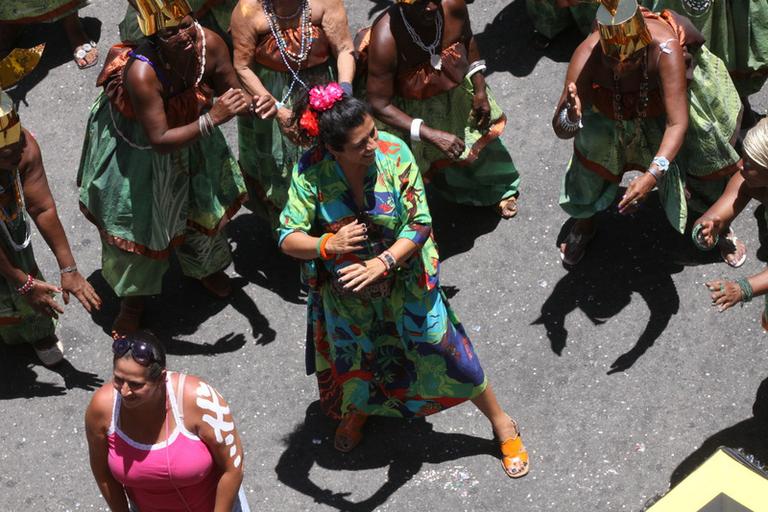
[0,169,31,252]
[398,4,444,70]
[262,0,313,105]
[611,48,649,122]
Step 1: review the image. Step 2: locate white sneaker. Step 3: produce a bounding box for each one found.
[34,339,64,366]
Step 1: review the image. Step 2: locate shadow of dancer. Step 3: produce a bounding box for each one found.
[670,376,768,486]
[275,401,497,512]
[533,196,687,374]
[0,343,102,399]
[473,0,582,78]
[428,189,501,262]
[85,266,276,348]
[228,213,306,305]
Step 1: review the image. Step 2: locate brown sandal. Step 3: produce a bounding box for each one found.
[334,411,368,453]
[496,197,519,219]
[496,417,529,478]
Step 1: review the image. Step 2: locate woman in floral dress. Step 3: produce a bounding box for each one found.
[278,82,529,478]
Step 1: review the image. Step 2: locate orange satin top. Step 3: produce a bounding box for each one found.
[395,42,469,101]
[97,44,213,129]
[252,26,331,72]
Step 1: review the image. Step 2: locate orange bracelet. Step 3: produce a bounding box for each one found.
[319,233,335,260]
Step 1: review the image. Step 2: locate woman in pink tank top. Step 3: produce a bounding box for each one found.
[85,331,249,512]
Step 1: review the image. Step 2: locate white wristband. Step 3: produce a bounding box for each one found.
[410,118,423,142]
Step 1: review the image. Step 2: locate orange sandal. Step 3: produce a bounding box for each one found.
[497,417,529,478]
[334,411,368,453]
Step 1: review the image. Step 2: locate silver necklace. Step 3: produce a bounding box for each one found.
[263,0,312,104]
[398,5,444,71]
[681,0,711,16]
[0,170,32,252]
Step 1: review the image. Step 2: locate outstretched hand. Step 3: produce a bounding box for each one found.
[705,280,742,312]
[23,279,63,318]
[325,221,367,255]
[61,271,102,312]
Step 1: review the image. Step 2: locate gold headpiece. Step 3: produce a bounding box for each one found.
[0,45,42,149]
[134,0,192,36]
[596,0,652,62]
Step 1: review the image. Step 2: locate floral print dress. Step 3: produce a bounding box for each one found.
[278,131,487,420]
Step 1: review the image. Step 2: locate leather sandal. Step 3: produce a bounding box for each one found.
[334,411,368,453]
[718,228,747,268]
[496,417,529,479]
[496,197,519,219]
[559,223,596,266]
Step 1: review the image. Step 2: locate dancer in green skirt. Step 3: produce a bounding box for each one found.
[231,0,355,231]
[78,1,252,335]
[554,0,742,266]
[365,0,521,218]
[642,0,768,125]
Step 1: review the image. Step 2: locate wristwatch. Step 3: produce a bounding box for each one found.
[648,156,670,181]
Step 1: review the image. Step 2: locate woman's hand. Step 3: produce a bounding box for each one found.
[618,173,657,214]
[325,221,367,255]
[61,271,102,312]
[337,258,388,292]
[250,94,278,120]
[22,279,64,318]
[209,88,249,126]
[706,280,742,312]
[471,90,491,130]
[423,126,465,160]
[276,107,301,144]
[692,215,722,249]
[564,82,582,122]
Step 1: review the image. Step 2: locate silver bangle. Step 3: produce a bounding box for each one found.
[59,265,78,274]
[410,118,424,142]
[466,59,487,79]
[557,106,582,133]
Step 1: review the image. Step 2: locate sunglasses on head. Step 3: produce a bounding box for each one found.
[112,337,159,367]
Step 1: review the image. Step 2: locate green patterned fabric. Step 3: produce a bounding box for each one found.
[525,0,597,39]
[394,77,521,207]
[643,0,768,96]
[0,213,55,345]
[77,92,245,297]
[238,64,333,231]
[278,132,487,419]
[560,45,741,233]
[0,0,88,23]
[118,0,236,44]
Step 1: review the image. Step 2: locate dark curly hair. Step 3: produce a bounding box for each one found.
[291,85,372,150]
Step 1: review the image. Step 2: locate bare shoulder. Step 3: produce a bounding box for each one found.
[182,374,232,417]
[19,128,42,175]
[85,383,114,432]
[370,10,393,42]
[647,17,678,43]
[233,0,261,19]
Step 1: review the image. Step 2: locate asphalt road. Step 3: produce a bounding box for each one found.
[1,1,767,511]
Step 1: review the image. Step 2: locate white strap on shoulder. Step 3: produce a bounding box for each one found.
[108,387,119,434]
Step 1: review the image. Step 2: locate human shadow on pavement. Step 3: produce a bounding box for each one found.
[7,17,102,105]
[428,190,501,262]
[85,264,276,350]
[276,401,497,512]
[228,213,306,305]
[473,0,582,78]
[532,191,714,374]
[669,376,768,486]
[0,344,103,399]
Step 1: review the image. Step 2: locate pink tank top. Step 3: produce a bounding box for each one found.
[107,372,220,512]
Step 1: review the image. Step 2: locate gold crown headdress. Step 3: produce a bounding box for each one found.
[0,44,44,149]
[596,0,652,62]
[134,0,192,36]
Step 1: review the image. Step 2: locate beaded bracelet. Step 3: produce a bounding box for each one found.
[16,274,34,295]
[736,277,753,303]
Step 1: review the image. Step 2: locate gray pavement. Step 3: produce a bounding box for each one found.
[1,1,768,511]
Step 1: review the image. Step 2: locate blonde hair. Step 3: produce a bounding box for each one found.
[743,118,768,170]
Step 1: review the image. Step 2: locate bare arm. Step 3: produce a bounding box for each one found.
[321,0,355,84]
[552,35,594,139]
[655,37,689,163]
[693,171,753,245]
[186,376,244,512]
[232,0,272,99]
[22,133,101,311]
[85,386,130,512]
[205,28,245,96]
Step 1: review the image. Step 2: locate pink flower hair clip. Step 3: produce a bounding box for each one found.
[308,82,344,112]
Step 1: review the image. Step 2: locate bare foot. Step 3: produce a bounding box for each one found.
[719,229,747,268]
